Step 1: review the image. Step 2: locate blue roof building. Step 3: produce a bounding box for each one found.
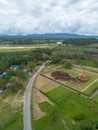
[0,72,7,78]
[0,90,3,94]
[12,65,19,70]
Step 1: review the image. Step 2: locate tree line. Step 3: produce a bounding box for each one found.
[63,38,98,46]
[0,48,53,73]
[51,46,98,67]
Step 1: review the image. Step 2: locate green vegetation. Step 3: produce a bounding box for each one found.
[64,60,72,69]
[46,87,73,104]
[93,94,98,103]
[51,46,98,67]
[0,48,53,73]
[77,59,98,67]
[0,51,34,73]
[0,36,60,45]
[60,67,97,88]
[43,66,98,92]
[63,38,98,46]
[0,46,54,130]
[36,87,98,130]
[74,119,98,130]
[41,64,59,73]
[39,102,53,113]
[27,61,36,72]
[3,115,22,130]
[36,114,65,130]
[0,88,23,130]
[0,37,98,130]
[85,81,98,94]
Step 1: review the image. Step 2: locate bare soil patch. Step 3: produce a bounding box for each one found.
[33,88,53,120]
[34,75,58,93]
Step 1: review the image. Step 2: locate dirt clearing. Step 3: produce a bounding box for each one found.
[34,75,59,93]
[33,88,53,120]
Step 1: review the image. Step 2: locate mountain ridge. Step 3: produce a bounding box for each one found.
[0,33,98,38]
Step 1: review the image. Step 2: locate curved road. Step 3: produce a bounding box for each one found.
[23,63,45,130]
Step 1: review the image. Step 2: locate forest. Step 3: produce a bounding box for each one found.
[0,44,98,74]
[0,39,98,130]
[0,36,98,46]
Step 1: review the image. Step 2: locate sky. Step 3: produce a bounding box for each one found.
[0,0,98,35]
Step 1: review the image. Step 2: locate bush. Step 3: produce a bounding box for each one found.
[64,61,72,69]
[74,113,86,121]
[74,120,95,130]
[93,119,98,129]
[11,82,23,93]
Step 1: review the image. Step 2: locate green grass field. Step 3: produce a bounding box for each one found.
[0,87,23,130]
[84,81,98,94]
[0,89,22,130]
[0,44,56,52]
[45,87,73,104]
[41,64,61,73]
[3,115,22,130]
[93,94,98,103]
[35,87,98,130]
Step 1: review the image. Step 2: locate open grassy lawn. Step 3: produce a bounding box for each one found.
[3,115,22,130]
[84,81,98,94]
[41,64,61,73]
[45,87,73,104]
[39,101,53,113]
[0,44,56,52]
[93,94,98,103]
[36,114,65,130]
[35,87,98,130]
[0,48,33,52]
[40,82,59,93]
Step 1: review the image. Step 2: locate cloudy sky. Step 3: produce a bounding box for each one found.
[0,0,98,35]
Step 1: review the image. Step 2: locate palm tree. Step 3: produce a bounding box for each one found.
[27,61,36,72]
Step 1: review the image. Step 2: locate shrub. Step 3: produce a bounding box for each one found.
[74,113,86,121]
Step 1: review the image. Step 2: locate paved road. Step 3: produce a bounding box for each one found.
[23,63,45,130]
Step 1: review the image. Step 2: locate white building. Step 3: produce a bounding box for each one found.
[56,42,62,45]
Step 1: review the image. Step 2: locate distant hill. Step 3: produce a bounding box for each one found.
[0,33,98,39]
[26,33,98,38]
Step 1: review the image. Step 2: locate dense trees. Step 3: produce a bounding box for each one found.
[0,37,60,45]
[73,119,98,130]
[0,36,98,46]
[0,51,34,73]
[0,45,98,74]
[0,43,98,91]
[63,38,98,46]
[27,61,36,72]
[51,46,98,67]
[33,48,52,61]
[64,61,72,69]
[0,48,52,73]
[1,35,98,47]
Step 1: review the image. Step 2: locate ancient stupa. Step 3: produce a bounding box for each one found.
[78,70,89,82]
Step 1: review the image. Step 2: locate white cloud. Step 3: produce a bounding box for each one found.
[0,0,98,35]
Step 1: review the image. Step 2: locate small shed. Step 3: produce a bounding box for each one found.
[0,72,7,78]
[12,65,19,70]
[0,90,3,94]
